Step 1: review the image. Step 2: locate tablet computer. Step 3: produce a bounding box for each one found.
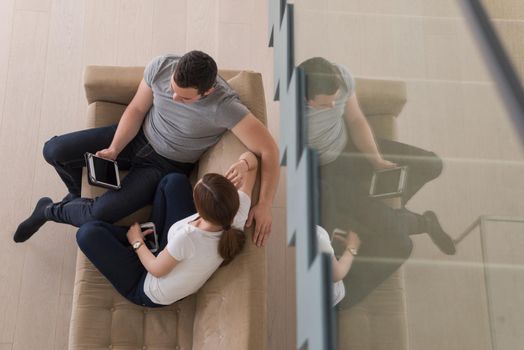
[369,166,408,199]
[84,152,121,190]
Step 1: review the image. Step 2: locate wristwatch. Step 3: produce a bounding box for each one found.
[347,246,358,256]
[132,240,144,251]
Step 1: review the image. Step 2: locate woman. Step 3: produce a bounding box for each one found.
[76,151,258,307]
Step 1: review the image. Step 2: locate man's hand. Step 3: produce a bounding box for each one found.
[246,202,272,247]
[371,157,397,170]
[96,147,119,161]
[225,160,249,189]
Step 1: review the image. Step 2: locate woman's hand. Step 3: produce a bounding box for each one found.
[127,222,149,245]
[333,230,361,253]
[225,159,249,188]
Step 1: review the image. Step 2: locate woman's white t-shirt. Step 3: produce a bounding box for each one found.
[143,191,251,305]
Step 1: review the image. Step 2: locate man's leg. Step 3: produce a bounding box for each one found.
[377,139,443,205]
[42,125,128,197]
[150,173,196,250]
[76,221,158,307]
[46,164,166,227]
[320,147,455,254]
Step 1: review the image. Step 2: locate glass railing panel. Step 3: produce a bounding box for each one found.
[291,0,524,348]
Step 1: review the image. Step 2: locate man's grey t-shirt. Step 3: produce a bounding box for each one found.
[142,55,249,163]
[306,64,355,165]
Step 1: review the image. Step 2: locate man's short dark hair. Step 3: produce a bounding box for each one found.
[173,50,218,95]
[298,57,342,100]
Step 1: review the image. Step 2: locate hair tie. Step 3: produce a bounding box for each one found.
[223,225,231,230]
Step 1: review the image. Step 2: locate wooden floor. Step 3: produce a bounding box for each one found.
[0,1,293,349]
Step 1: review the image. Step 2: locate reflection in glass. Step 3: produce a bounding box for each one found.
[293,0,524,349]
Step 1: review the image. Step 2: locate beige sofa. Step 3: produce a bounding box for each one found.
[69,66,268,350]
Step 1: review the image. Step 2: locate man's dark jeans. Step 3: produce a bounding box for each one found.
[42,125,194,227]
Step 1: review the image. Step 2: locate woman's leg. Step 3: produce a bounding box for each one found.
[337,226,413,309]
[150,173,196,250]
[76,221,148,301]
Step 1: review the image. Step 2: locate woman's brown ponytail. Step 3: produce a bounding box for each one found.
[219,227,246,266]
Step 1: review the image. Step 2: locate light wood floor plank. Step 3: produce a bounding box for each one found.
[12,226,67,350]
[15,0,51,12]
[82,0,119,65]
[53,293,73,350]
[151,0,188,56]
[115,0,154,66]
[32,0,87,302]
[0,9,51,345]
[0,0,16,133]
[187,0,218,56]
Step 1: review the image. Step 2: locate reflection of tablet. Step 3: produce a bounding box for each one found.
[369,166,408,199]
[85,153,121,190]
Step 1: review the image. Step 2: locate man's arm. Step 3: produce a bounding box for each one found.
[96,79,153,160]
[231,113,280,247]
[343,93,395,169]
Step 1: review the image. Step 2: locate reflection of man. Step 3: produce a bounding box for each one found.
[300,57,455,307]
[14,51,279,247]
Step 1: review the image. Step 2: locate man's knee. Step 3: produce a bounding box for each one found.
[425,152,443,180]
[42,136,61,164]
[89,203,120,223]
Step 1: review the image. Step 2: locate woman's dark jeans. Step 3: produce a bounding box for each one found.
[76,173,196,307]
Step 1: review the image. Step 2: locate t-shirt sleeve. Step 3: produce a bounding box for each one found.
[165,228,196,261]
[336,64,356,98]
[316,226,335,256]
[144,55,167,87]
[215,94,250,130]
[232,191,252,230]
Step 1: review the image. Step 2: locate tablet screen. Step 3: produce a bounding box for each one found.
[372,168,402,195]
[92,156,118,186]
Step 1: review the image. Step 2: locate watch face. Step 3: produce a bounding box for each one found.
[133,241,142,249]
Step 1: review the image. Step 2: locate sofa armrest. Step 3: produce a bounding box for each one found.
[355,78,407,118]
[84,65,144,105]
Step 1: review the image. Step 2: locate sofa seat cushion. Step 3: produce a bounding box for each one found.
[69,251,197,350]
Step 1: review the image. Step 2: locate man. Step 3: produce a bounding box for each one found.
[299,57,455,308]
[14,51,279,247]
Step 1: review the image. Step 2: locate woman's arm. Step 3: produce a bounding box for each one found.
[331,231,361,282]
[225,151,259,198]
[127,223,178,278]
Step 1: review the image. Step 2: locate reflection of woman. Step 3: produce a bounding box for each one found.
[300,57,456,308]
[317,226,361,306]
[75,152,257,307]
